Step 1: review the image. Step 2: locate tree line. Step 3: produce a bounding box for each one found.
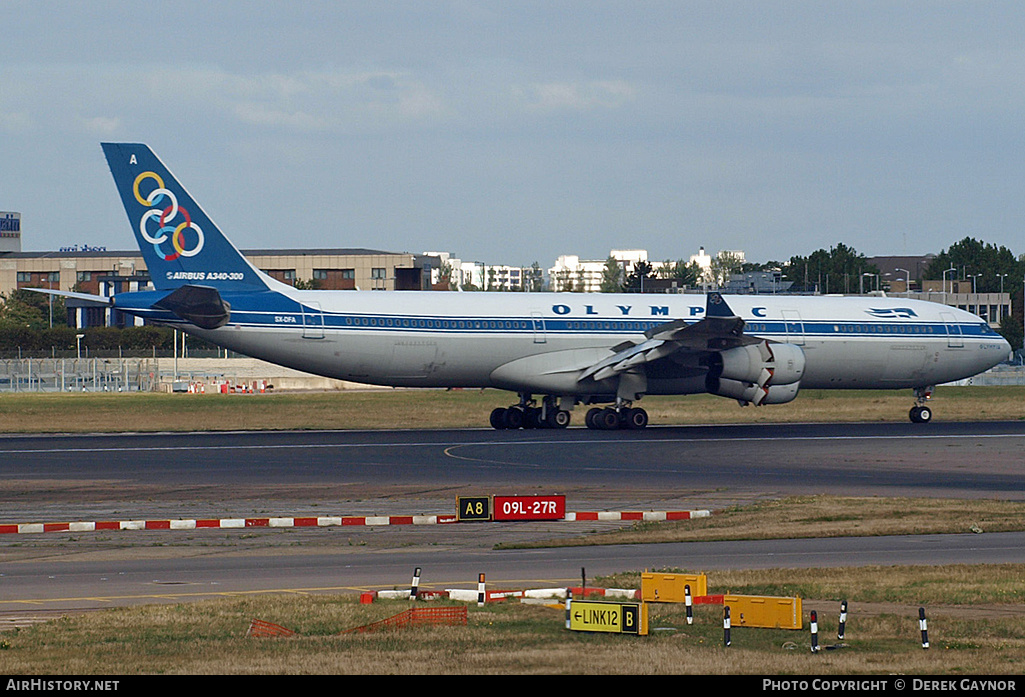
[0,289,178,355]
[779,237,1023,347]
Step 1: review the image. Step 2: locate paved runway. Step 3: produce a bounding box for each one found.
[3,533,1025,613]
[2,420,1024,497]
[2,421,1024,612]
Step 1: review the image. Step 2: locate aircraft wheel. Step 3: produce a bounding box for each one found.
[490,408,508,430]
[546,409,571,429]
[623,407,649,430]
[503,406,524,430]
[522,407,542,429]
[597,408,620,430]
[585,407,603,430]
[909,405,932,424]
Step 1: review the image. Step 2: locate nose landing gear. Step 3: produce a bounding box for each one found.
[909,386,934,424]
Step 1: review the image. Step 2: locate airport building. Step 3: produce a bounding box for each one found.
[888,280,1012,329]
[548,249,659,293]
[547,247,752,293]
[0,212,21,254]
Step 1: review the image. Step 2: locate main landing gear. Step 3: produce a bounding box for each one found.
[488,392,653,431]
[909,386,934,424]
[490,395,572,430]
[584,404,648,430]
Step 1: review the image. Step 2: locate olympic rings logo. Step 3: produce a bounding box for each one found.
[133,171,205,261]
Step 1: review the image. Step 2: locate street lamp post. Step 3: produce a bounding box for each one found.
[995,273,1009,326]
[942,266,956,305]
[46,273,54,328]
[896,268,909,297]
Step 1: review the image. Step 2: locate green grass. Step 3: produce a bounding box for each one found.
[3,567,1025,674]
[498,496,1025,549]
[0,385,1022,432]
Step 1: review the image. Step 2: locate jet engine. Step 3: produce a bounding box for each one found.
[709,379,801,405]
[705,341,805,406]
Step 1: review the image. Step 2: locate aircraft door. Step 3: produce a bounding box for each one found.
[531,311,546,344]
[781,310,805,345]
[302,301,325,339]
[940,312,963,348]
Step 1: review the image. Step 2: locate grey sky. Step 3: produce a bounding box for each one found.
[2,1,1023,268]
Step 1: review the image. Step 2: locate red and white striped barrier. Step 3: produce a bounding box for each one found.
[364,587,725,605]
[565,510,710,522]
[0,514,457,534]
[445,587,641,603]
[0,509,711,535]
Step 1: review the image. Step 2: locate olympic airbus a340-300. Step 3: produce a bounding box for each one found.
[35,144,1011,429]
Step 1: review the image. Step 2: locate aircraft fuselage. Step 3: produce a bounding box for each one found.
[119,288,1008,394]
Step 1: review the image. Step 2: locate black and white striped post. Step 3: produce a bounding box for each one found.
[838,600,848,640]
[810,610,820,653]
[477,573,486,607]
[565,589,572,629]
[409,566,421,600]
[919,607,929,649]
[723,606,731,647]
[685,584,693,625]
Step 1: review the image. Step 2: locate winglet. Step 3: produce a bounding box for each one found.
[705,292,736,318]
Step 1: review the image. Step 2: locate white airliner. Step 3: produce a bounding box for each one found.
[39,144,1012,429]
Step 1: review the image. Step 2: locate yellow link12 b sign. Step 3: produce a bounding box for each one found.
[569,600,648,636]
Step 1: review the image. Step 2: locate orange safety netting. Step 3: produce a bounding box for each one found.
[340,606,468,634]
[247,618,297,637]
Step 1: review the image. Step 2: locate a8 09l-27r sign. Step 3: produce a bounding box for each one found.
[493,495,566,521]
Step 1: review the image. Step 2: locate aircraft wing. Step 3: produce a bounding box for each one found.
[578,292,761,383]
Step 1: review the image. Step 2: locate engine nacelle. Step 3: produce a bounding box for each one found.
[716,343,772,385]
[708,378,801,406]
[713,341,805,387]
[760,382,800,404]
[708,377,763,404]
[766,342,805,386]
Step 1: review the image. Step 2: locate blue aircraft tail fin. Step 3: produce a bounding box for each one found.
[101,143,270,292]
[705,291,736,318]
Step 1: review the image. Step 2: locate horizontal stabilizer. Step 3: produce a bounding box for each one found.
[24,287,113,306]
[153,284,232,330]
